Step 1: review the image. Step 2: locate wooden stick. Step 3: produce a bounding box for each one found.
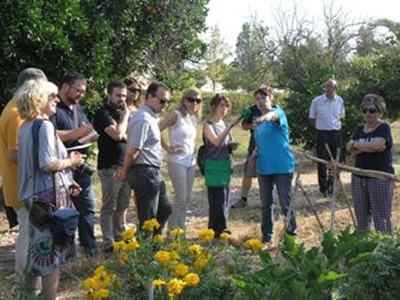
[298,181,325,234]
[338,178,357,227]
[291,149,400,182]
[324,144,340,230]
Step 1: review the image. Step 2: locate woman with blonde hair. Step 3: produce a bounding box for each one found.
[16,79,84,299]
[159,87,202,231]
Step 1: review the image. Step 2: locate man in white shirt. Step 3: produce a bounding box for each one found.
[309,79,345,195]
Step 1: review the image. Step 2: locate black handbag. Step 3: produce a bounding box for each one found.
[50,207,80,247]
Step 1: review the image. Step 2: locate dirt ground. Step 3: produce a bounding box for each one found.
[1,122,399,299]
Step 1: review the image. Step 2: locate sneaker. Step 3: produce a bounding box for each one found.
[262,242,275,251]
[231,198,247,209]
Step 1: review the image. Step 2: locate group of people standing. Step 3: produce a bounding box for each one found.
[0,68,395,299]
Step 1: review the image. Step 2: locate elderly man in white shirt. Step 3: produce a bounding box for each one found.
[309,78,345,195]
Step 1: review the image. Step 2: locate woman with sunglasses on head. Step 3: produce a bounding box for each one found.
[346,94,394,233]
[159,88,202,232]
[123,78,142,116]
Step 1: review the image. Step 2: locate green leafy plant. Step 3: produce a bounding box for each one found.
[232,229,400,300]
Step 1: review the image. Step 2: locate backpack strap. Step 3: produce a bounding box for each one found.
[32,119,56,205]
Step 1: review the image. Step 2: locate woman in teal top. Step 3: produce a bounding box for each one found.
[253,87,297,245]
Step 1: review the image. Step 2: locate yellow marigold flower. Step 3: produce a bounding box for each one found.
[125,239,140,251]
[94,288,109,299]
[82,277,99,291]
[113,240,126,253]
[99,275,112,288]
[170,250,180,260]
[169,228,185,237]
[184,273,200,287]
[193,258,208,270]
[167,278,186,297]
[245,238,263,252]
[121,228,136,241]
[118,252,129,264]
[219,232,230,240]
[193,252,211,270]
[153,234,166,244]
[153,279,166,288]
[94,266,115,287]
[198,229,215,242]
[142,218,160,231]
[93,265,106,277]
[169,241,179,250]
[188,244,203,256]
[173,263,189,277]
[154,250,171,265]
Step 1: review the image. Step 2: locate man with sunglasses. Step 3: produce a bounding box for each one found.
[115,81,172,236]
[309,78,345,196]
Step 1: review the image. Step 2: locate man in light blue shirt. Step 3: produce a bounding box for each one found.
[116,82,172,235]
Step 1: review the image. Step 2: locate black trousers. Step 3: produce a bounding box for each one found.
[127,166,172,236]
[316,130,342,193]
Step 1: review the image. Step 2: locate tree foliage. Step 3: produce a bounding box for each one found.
[0,0,209,106]
[203,25,231,92]
[224,20,274,91]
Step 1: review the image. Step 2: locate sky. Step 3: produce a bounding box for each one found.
[206,0,400,51]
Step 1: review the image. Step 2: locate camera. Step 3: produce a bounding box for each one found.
[76,162,96,176]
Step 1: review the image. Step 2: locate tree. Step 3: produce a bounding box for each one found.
[0,0,209,107]
[228,19,274,91]
[203,25,231,92]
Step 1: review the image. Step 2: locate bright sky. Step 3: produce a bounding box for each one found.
[206,0,400,51]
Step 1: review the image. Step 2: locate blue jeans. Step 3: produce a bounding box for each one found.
[71,172,97,253]
[207,186,231,236]
[258,173,296,243]
[127,166,172,236]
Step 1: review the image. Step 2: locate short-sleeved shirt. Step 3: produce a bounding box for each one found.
[352,122,394,174]
[255,107,294,175]
[204,121,234,161]
[18,120,73,202]
[50,100,91,154]
[0,99,24,207]
[309,94,345,130]
[127,104,162,167]
[93,104,127,169]
[241,104,262,155]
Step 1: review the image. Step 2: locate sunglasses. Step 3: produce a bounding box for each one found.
[153,95,169,105]
[128,87,141,93]
[362,108,378,114]
[186,97,202,104]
